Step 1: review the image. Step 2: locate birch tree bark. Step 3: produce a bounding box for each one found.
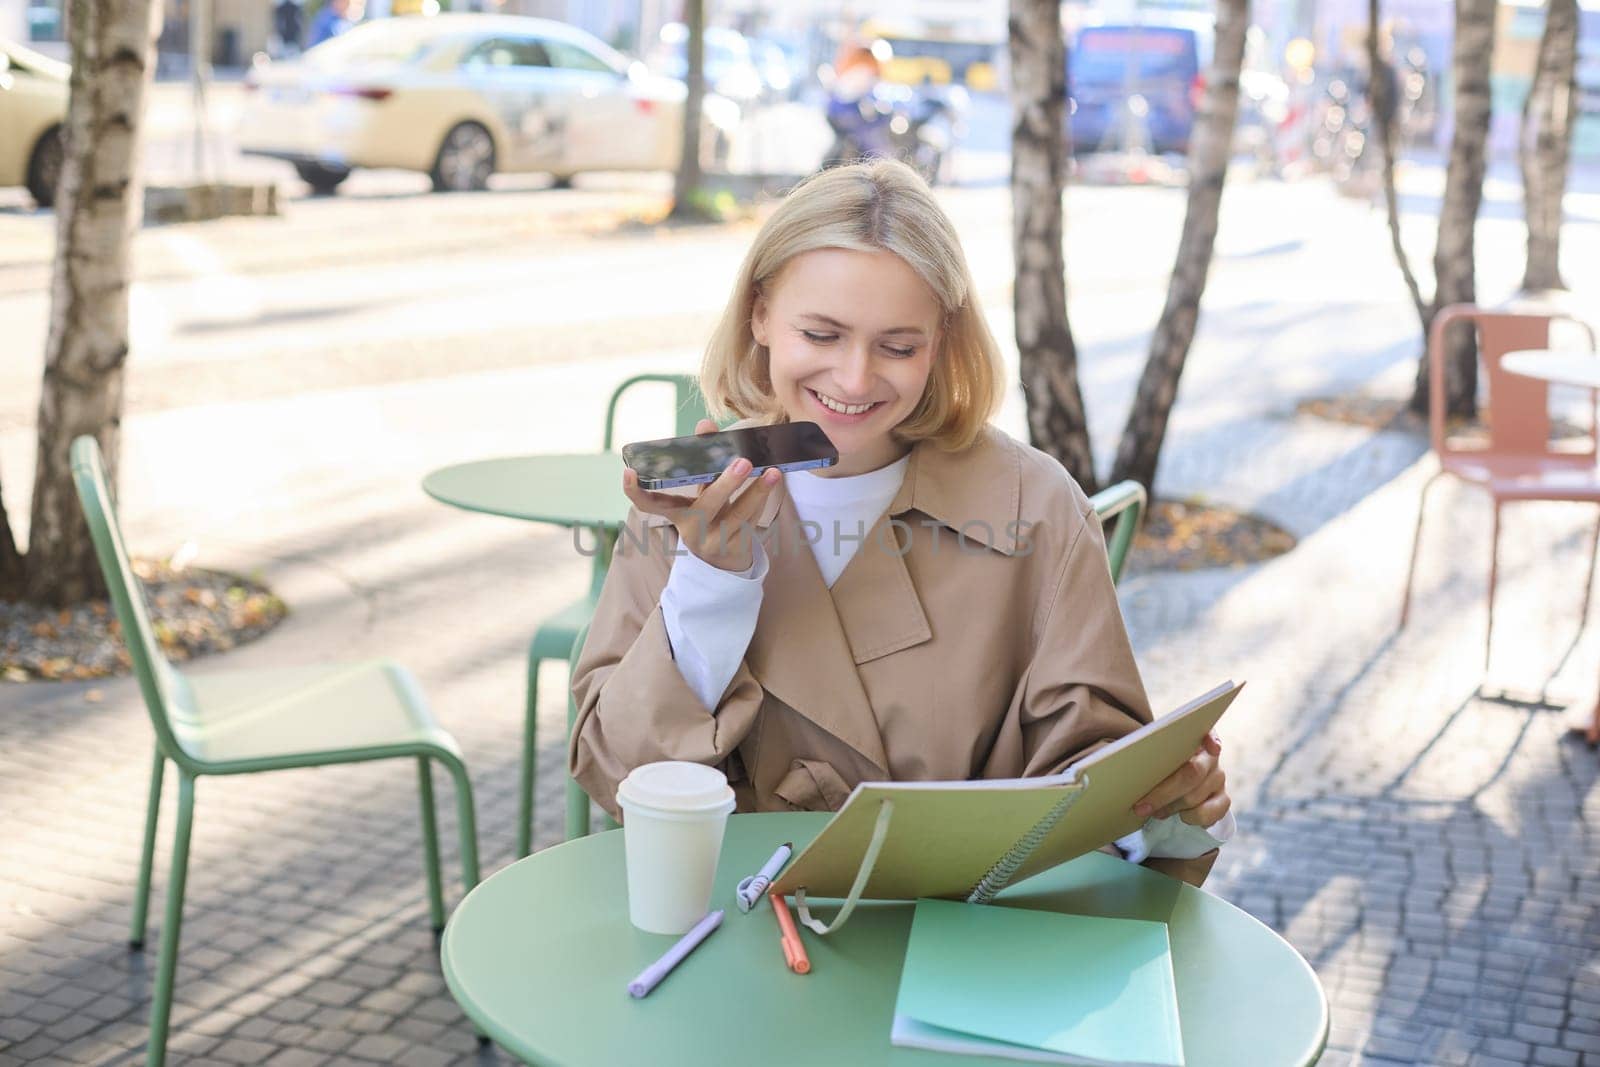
[1408,0,1496,417]
[1519,0,1577,291]
[668,0,707,221]
[22,0,160,606]
[1109,0,1248,492]
[1369,0,1429,344]
[1010,0,1096,493]
[0,478,22,597]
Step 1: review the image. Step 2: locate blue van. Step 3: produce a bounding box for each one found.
[1067,23,1208,156]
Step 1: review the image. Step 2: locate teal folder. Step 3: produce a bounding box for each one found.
[891,899,1184,1066]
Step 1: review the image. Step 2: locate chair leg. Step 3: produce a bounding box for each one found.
[433,751,486,1043]
[519,652,540,859]
[438,751,481,892]
[417,757,445,934]
[1486,501,1502,675]
[146,773,195,1067]
[130,749,165,949]
[1399,471,1442,630]
[1580,509,1600,626]
[566,685,591,841]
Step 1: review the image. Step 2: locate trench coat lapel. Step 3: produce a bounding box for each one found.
[828,511,933,664]
[745,495,892,775]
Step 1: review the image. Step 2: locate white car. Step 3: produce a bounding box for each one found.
[237,14,740,194]
[0,40,68,207]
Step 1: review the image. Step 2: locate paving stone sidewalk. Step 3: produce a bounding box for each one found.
[4,382,1598,1067]
[5,182,1600,1067]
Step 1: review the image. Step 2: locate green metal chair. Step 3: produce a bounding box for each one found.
[1088,479,1147,585]
[559,479,1150,841]
[69,436,482,1067]
[518,374,708,855]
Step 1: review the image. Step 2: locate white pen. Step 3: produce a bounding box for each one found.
[735,841,793,913]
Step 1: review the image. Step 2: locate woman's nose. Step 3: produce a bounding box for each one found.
[833,345,874,397]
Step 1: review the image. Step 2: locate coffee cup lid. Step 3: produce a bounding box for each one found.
[617,761,735,815]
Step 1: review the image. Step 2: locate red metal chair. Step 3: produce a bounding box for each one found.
[1399,304,1600,674]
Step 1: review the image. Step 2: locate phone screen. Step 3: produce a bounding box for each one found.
[621,422,839,489]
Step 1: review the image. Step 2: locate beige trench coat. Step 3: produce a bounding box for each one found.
[569,425,1217,886]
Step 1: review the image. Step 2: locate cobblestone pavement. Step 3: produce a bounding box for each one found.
[5,184,1600,1064]
[6,396,1599,1067]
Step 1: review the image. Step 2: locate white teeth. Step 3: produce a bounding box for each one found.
[813,390,875,416]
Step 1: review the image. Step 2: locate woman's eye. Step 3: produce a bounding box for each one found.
[800,330,837,344]
[884,345,917,358]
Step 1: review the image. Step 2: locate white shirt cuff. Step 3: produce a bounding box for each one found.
[659,540,768,712]
[1115,808,1236,864]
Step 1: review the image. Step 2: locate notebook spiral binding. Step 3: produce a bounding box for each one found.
[965,777,1089,905]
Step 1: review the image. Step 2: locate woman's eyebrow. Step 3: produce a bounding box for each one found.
[797,313,927,337]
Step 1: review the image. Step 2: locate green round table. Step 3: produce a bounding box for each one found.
[442,812,1329,1066]
[421,453,630,529]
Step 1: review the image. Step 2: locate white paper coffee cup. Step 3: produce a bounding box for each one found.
[616,761,737,934]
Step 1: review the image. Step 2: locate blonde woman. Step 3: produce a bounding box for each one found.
[570,160,1232,885]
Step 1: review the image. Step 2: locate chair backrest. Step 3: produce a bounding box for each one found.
[602,374,711,450]
[1087,479,1146,585]
[70,436,198,768]
[1429,304,1598,461]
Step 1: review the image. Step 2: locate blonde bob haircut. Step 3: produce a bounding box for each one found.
[701,159,1004,452]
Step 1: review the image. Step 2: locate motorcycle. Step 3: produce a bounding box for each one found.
[822,81,965,185]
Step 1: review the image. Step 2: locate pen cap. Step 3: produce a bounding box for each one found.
[617,761,736,821]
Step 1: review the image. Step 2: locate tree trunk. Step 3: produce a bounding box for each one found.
[668,0,707,221]
[1519,0,1577,291]
[1109,0,1249,493]
[0,474,23,599]
[1009,0,1096,494]
[1408,0,1496,417]
[1369,0,1430,346]
[23,0,160,607]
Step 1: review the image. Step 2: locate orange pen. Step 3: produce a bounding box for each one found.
[770,893,811,975]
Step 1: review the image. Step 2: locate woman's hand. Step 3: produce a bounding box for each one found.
[622,418,782,573]
[1132,732,1229,829]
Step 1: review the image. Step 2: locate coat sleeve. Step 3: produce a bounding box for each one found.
[568,508,767,820]
[980,505,1218,887]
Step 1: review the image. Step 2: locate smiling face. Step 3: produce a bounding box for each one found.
[752,247,941,477]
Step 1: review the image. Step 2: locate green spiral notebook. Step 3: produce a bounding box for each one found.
[770,681,1241,935]
[892,899,1184,1066]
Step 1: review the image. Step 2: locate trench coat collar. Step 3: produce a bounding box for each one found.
[741,425,1024,774]
[887,425,1025,556]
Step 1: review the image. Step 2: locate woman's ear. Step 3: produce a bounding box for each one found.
[750,293,770,347]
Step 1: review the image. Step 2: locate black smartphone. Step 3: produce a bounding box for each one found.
[621,421,839,490]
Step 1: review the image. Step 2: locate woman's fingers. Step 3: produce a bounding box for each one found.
[686,457,752,531]
[1162,763,1225,821]
[1178,790,1231,828]
[727,467,782,524]
[1134,744,1219,819]
[695,418,718,435]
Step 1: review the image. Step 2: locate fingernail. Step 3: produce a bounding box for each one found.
[732,459,750,474]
